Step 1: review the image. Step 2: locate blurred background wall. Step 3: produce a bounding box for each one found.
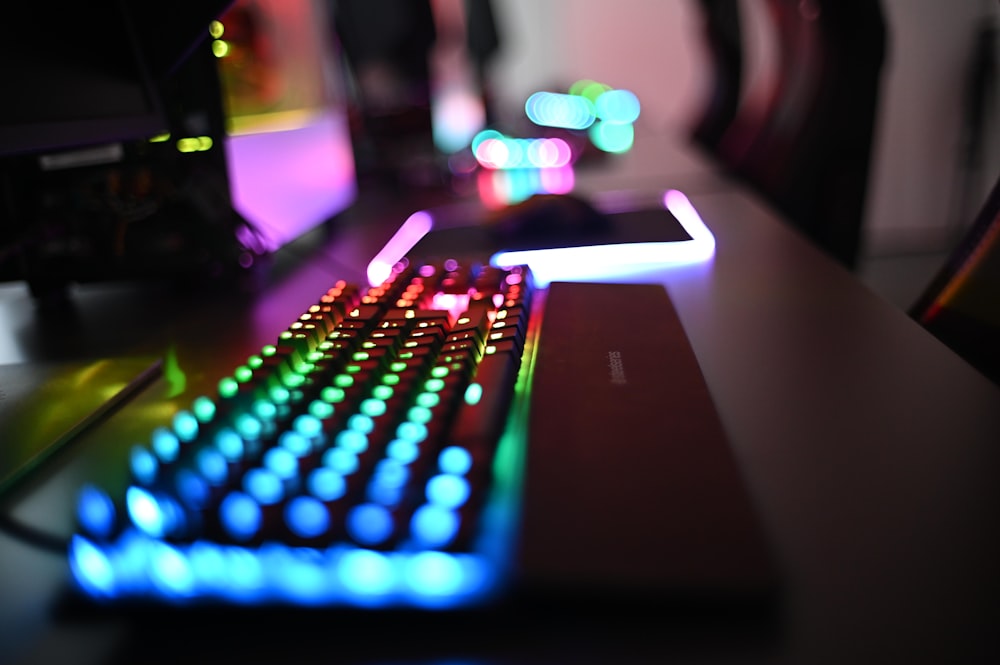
[486,0,1000,257]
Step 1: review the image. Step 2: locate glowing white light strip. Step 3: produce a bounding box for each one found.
[367,211,434,286]
[366,190,715,288]
[490,189,715,285]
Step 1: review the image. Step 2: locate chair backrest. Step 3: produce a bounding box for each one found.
[910,173,1000,385]
[705,0,887,268]
[690,0,744,154]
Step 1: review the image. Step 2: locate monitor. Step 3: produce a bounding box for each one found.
[0,3,167,157]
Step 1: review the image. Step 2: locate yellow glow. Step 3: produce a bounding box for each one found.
[209,20,224,38]
[226,108,324,136]
[177,138,198,153]
[176,137,214,153]
[72,360,112,389]
[149,132,171,143]
[212,39,230,58]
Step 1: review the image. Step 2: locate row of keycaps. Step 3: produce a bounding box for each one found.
[79,261,534,556]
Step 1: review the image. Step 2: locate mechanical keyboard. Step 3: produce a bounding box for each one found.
[67,251,777,613]
[70,259,537,607]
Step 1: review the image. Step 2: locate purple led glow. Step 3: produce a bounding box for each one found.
[490,189,715,285]
[367,211,434,286]
[538,166,576,194]
[226,110,356,253]
[365,190,713,288]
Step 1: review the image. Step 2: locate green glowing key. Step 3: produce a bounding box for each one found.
[321,386,346,403]
[416,392,440,408]
[218,377,239,399]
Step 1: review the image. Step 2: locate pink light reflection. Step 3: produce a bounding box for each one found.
[226,110,356,253]
[476,165,575,208]
[367,211,434,286]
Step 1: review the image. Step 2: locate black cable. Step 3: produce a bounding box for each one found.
[0,360,161,554]
[0,513,70,554]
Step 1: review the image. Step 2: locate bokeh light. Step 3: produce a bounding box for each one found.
[525,91,596,130]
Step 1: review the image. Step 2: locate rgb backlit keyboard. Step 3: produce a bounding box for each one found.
[70,259,536,607]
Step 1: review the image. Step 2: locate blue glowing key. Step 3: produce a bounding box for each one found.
[234,413,262,440]
[307,467,347,501]
[214,428,244,462]
[129,446,158,484]
[426,474,470,509]
[323,447,359,475]
[263,448,298,480]
[278,431,311,457]
[373,459,409,488]
[406,551,463,596]
[338,549,394,595]
[438,446,472,475]
[188,542,226,588]
[151,427,179,463]
[172,410,199,443]
[227,546,264,591]
[196,448,228,485]
[76,485,116,539]
[335,429,368,454]
[176,469,209,508]
[126,487,178,538]
[253,399,278,422]
[69,536,115,596]
[346,503,394,546]
[150,542,195,596]
[284,496,330,539]
[293,414,323,440]
[410,504,459,548]
[396,421,428,443]
[348,413,375,434]
[243,468,284,505]
[386,438,419,465]
[367,482,403,507]
[415,391,440,408]
[219,491,262,541]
